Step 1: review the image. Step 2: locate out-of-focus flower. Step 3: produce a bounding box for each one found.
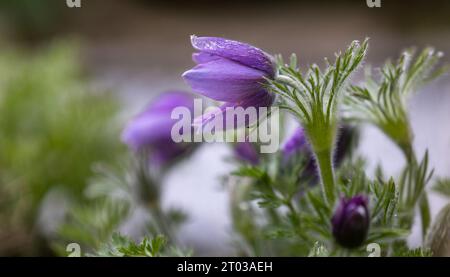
[234,142,260,165]
[332,195,370,248]
[121,91,194,166]
[182,36,275,127]
[281,127,317,181]
[282,127,307,159]
[281,125,359,181]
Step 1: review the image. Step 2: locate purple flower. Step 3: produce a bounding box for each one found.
[121,91,194,166]
[182,36,275,127]
[234,142,260,165]
[281,127,318,182]
[332,195,370,248]
[282,127,307,159]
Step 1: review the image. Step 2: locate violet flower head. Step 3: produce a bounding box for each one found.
[332,195,370,249]
[282,127,307,159]
[281,126,317,181]
[234,142,260,165]
[182,36,276,127]
[121,91,194,166]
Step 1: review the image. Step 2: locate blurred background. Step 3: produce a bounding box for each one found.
[0,0,449,256]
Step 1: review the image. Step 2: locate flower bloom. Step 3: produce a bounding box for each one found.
[182,36,275,128]
[282,127,307,159]
[332,195,370,248]
[121,91,194,166]
[234,142,260,165]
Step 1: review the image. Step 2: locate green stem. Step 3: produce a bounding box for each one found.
[419,194,430,239]
[399,142,431,239]
[399,143,416,165]
[315,149,336,206]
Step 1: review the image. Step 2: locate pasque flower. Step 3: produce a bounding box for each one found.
[121,91,195,166]
[332,195,370,248]
[282,127,307,159]
[182,36,275,127]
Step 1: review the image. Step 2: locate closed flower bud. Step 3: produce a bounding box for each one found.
[332,195,370,248]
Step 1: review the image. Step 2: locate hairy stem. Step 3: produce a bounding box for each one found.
[315,148,336,206]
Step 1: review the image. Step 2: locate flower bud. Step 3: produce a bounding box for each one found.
[332,195,370,248]
[182,36,275,129]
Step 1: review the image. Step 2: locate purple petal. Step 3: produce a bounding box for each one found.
[192,102,234,129]
[282,127,306,157]
[234,142,260,165]
[182,57,268,102]
[193,90,274,131]
[191,35,275,76]
[145,91,194,112]
[238,89,275,109]
[332,195,370,248]
[192,52,221,64]
[149,140,191,166]
[121,112,175,151]
[331,197,347,229]
[121,91,194,151]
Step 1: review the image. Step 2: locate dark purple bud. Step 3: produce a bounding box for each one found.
[234,142,260,165]
[332,195,370,248]
[121,91,195,167]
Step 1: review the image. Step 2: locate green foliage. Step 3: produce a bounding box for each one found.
[55,199,130,254]
[369,179,397,226]
[0,42,123,208]
[0,42,123,255]
[308,242,329,257]
[271,39,369,153]
[346,48,447,152]
[231,44,449,257]
[58,161,191,258]
[268,39,369,205]
[91,233,168,257]
[398,151,434,209]
[337,163,408,248]
[432,178,450,197]
[393,247,433,257]
[345,47,448,240]
[396,151,434,237]
[0,0,65,38]
[55,156,188,256]
[230,160,314,256]
[229,142,419,257]
[89,232,191,257]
